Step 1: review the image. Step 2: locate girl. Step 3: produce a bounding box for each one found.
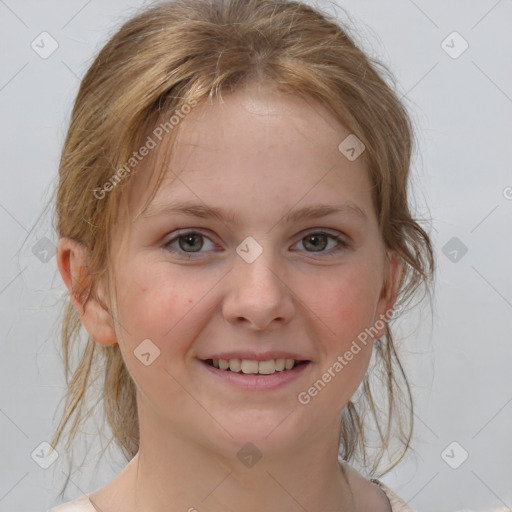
[48,0,434,510]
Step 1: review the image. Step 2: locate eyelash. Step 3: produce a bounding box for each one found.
[162,230,350,258]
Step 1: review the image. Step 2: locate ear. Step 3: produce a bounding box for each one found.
[374,250,404,338]
[56,237,118,346]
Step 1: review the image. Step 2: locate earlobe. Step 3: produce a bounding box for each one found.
[56,237,118,346]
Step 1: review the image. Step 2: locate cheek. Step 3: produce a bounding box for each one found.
[111,274,199,407]
[111,270,190,375]
[115,262,188,333]
[300,263,379,397]
[307,265,380,343]
[112,262,217,371]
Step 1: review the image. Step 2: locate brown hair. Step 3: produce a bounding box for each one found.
[50,0,434,496]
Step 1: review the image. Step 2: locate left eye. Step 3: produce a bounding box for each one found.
[163,230,349,257]
[295,232,349,254]
[164,231,216,254]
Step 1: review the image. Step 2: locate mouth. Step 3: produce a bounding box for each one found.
[202,358,309,374]
[198,356,312,391]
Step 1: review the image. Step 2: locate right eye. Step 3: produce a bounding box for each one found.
[162,230,219,257]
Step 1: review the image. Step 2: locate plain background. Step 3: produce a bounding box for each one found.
[0,1,511,511]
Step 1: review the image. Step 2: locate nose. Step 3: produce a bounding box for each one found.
[222,245,295,331]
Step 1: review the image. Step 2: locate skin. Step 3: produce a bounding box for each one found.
[57,81,402,512]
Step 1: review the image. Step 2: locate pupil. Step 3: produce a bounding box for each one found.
[305,234,326,251]
[179,234,203,252]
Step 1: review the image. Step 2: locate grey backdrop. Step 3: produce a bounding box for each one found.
[0,1,511,511]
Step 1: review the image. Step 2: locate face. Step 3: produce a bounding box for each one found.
[102,82,401,461]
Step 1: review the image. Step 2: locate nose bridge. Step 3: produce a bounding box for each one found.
[234,235,281,289]
[223,235,293,328]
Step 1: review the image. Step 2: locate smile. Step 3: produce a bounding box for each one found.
[199,358,311,391]
[205,358,302,374]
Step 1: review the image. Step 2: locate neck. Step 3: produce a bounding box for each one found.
[130,452,355,512]
[94,404,357,512]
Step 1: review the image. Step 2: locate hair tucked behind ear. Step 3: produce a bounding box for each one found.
[49,0,434,496]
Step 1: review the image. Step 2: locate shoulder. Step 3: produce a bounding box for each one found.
[48,494,96,512]
[371,479,415,512]
[339,460,413,512]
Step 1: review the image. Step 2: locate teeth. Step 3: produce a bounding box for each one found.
[284,359,295,370]
[256,360,275,374]
[211,358,299,374]
[228,358,241,372]
[241,359,259,374]
[274,359,285,371]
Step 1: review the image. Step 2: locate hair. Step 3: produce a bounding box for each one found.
[49,0,435,497]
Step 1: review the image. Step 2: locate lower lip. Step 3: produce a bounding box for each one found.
[199,360,311,390]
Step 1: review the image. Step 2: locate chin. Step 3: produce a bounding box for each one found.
[206,414,306,459]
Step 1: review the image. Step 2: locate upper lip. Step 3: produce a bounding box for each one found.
[199,351,310,362]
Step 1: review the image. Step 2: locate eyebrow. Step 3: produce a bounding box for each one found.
[141,200,367,224]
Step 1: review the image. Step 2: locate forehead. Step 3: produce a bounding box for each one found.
[174,83,349,168]
[122,83,372,226]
